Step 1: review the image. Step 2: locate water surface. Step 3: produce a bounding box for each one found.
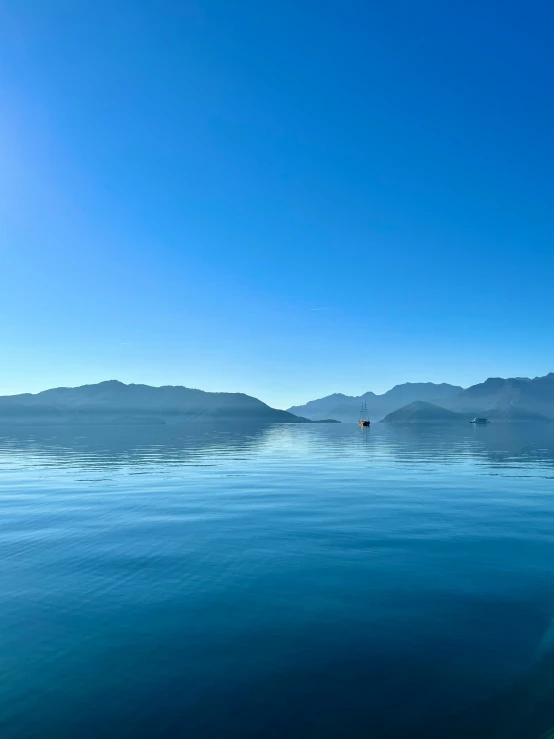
[1,422,554,738]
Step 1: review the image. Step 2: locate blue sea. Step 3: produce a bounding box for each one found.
[2,422,554,738]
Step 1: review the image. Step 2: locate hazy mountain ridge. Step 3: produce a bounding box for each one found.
[382,373,554,422]
[381,401,465,423]
[439,373,554,418]
[292,374,554,423]
[0,381,310,425]
[288,383,464,422]
[4,373,553,426]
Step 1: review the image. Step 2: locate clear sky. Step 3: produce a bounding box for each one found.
[1,1,553,409]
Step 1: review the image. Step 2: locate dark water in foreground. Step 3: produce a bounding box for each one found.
[2,422,554,738]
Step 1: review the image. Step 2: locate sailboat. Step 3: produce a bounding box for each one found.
[358,401,370,427]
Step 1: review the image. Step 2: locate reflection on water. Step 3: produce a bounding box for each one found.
[1,422,554,738]
[2,421,554,475]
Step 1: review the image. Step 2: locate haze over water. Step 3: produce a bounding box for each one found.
[2,422,554,738]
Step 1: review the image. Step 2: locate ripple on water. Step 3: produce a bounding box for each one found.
[1,422,554,738]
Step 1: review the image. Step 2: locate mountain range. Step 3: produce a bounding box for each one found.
[290,373,554,423]
[0,381,313,425]
[288,383,463,422]
[438,374,554,418]
[2,373,554,426]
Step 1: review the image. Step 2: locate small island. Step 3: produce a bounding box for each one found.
[381,401,465,423]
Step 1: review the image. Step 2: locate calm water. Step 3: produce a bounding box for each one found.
[2,422,554,738]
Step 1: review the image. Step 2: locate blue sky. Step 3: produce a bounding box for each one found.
[1,0,553,408]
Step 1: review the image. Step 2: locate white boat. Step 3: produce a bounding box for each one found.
[470,417,489,424]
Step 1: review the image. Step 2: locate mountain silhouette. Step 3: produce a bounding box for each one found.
[288,383,463,422]
[0,381,310,425]
[381,373,554,422]
[291,374,554,423]
[438,373,554,419]
[381,401,466,423]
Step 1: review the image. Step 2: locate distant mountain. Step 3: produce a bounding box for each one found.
[381,401,465,423]
[484,407,551,422]
[287,392,376,422]
[0,381,311,425]
[288,383,464,422]
[382,373,554,423]
[439,373,554,419]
